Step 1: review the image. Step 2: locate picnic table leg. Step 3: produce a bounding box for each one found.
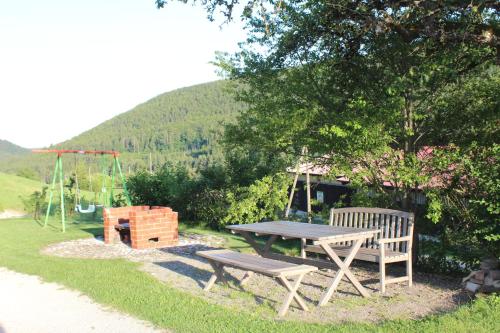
[318,239,370,306]
[277,273,308,316]
[300,238,307,258]
[239,231,278,256]
[204,260,227,291]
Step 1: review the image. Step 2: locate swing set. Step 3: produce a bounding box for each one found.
[32,149,132,232]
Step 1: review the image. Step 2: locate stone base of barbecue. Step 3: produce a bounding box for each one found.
[103,206,178,250]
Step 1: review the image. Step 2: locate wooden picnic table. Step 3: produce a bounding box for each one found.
[226,221,380,306]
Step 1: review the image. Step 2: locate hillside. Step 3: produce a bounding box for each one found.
[0,172,42,212]
[58,80,244,168]
[0,139,29,161]
[0,80,245,176]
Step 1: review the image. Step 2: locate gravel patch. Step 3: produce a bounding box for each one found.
[42,233,470,324]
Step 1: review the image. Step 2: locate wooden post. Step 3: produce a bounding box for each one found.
[285,147,306,218]
[305,147,311,223]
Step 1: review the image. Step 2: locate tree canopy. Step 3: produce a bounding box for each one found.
[158,1,499,256]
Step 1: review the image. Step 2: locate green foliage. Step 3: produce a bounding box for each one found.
[21,186,48,220]
[127,163,196,217]
[127,161,291,229]
[426,144,500,258]
[210,0,498,268]
[223,173,289,226]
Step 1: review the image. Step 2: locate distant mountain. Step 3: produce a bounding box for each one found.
[0,80,245,177]
[0,140,29,160]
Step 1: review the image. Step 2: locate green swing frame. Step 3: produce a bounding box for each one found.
[32,149,131,232]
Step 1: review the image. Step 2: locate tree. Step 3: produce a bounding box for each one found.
[159,1,499,260]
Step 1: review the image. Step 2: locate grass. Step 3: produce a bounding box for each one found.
[0,171,109,215]
[0,172,43,211]
[0,218,498,333]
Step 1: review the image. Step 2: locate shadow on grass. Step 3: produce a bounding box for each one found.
[79,227,104,238]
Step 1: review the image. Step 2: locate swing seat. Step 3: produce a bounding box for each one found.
[76,204,96,214]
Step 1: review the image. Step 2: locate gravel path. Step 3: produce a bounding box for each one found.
[0,268,167,333]
[42,234,470,324]
[0,210,25,219]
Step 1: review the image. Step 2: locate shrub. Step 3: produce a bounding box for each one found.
[222,173,289,227]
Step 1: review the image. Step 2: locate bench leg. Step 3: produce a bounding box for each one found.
[379,260,386,293]
[204,260,227,291]
[277,273,308,316]
[407,251,412,287]
[379,246,386,293]
[204,273,218,291]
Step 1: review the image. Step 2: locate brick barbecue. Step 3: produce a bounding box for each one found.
[103,206,178,250]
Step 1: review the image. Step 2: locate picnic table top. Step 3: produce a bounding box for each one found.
[226,221,380,242]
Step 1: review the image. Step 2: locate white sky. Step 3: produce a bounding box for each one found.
[0,0,246,148]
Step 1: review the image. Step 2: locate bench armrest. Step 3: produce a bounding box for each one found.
[375,236,412,245]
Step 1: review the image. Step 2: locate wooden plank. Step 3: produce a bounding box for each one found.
[401,217,408,252]
[390,215,396,251]
[304,245,407,263]
[371,213,380,249]
[394,216,402,251]
[385,276,410,284]
[329,207,412,218]
[367,213,375,248]
[383,216,390,249]
[329,209,335,226]
[227,221,380,242]
[197,250,317,277]
[262,251,336,270]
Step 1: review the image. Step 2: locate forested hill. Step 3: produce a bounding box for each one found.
[57,80,244,169]
[0,140,29,160]
[0,80,245,177]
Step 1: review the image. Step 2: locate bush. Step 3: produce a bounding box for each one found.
[222,173,289,227]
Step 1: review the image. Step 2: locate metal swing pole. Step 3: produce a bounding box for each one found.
[44,154,60,227]
[100,154,108,207]
[115,155,131,206]
[109,156,116,207]
[58,156,66,232]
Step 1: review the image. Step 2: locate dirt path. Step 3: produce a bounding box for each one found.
[0,210,25,219]
[0,267,166,333]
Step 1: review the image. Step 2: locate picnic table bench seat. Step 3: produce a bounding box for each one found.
[305,244,410,263]
[197,249,317,316]
[303,207,415,293]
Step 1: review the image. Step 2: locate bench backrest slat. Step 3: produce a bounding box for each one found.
[329,207,414,252]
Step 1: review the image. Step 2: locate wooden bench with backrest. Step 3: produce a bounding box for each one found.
[304,207,414,293]
[197,249,317,316]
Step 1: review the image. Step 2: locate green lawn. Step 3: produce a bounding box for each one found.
[0,218,498,333]
[0,172,43,211]
[0,171,109,213]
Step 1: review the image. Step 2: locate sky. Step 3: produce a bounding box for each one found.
[0,0,246,148]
